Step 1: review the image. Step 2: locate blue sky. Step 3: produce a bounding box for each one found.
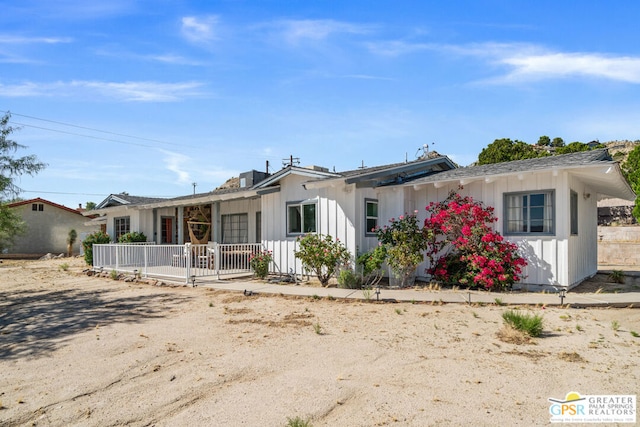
[2,1,640,208]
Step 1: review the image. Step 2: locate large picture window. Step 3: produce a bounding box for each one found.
[222,213,248,244]
[504,190,554,235]
[287,201,317,235]
[365,199,378,235]
[114,216,130,241]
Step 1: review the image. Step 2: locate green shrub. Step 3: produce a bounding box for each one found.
[118,231,147,243]
[249,250,272,279]
[82,231,111,265]
[295,234,350,287]
[337,268,362,289]
[502,310,544,337]
[356,246,386,288]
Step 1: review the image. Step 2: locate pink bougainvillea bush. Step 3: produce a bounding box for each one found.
[424,191,527,291]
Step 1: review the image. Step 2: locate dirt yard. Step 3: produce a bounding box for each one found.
[1,258,638,426]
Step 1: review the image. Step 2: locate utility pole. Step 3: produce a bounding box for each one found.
[192,182,197,194]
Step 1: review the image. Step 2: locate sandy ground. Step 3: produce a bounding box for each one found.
[1,258,639,427]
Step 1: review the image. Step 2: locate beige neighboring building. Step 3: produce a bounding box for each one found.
[4,198,101,258]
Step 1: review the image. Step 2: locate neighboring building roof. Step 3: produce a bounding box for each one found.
[296,155,457,190]
[408,149,636,201]
[8,197,87,216]
[94,193,167,210]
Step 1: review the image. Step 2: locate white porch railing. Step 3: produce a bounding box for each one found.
[93,243,263,284]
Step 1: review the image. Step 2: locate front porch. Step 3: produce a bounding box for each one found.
[93,242,264,284]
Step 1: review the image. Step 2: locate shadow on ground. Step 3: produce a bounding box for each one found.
[0,287,192,360]
[571,272,640,293]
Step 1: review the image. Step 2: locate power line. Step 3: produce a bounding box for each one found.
[8,111,181,146]
[12,122,163,148]
[5,110,197,149]
[20,189,178,198]
[19,190,110,196]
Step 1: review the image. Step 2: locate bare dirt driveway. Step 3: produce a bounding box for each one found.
[1,258,638,426]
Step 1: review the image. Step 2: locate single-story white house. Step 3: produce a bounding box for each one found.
[86,149,634,289]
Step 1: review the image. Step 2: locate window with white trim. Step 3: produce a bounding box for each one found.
[222,213,248,244]
[504,190,555,235]
[365,199,378,235]
[32,203,43,211]
[570,190,578,235]
[287,200,317,235]
[114,216,130,241]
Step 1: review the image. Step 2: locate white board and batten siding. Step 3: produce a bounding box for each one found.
[260,174,378,275]
[378,169,599,288]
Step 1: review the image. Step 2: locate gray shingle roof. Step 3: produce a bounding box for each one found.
[411,149,613,184]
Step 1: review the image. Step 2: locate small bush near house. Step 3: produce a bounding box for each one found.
[82,231,111,265]
[118,231,147,243]
[337,268,362,289]
[356,246,387,288]
[249,250,272,279]
[609,269,625,284]
[295,234,350,287]
[502,310,544,338]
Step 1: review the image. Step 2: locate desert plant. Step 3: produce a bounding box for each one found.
[611,320,620,331]
[59,263,69,271]
[110,269,118,280]
[249,250,272,279]
[609,269,625,284]
[295,234,350,287]
[287,416,312,427]
[118,231,147,243]
[81,231,111,265]
[631,331,639,338]
[66,229,77,257]
[313,322,323,335]
[502,310,544,337]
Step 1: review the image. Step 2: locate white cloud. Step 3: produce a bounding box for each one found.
[0,80,207,101]
[365,40,432,56]
[366,40,640,84]
[0,35,73,44]
[497,52,640,84]
[271,19,372,45]
[181,15,220,44]
[160,150,191,184]
[444,42,640,84]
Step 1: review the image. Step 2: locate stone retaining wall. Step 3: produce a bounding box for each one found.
[598,226,640,266]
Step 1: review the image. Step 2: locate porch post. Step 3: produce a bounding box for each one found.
[185,243,192,284]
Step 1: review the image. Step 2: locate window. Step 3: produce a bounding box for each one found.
[365,199,378,235]
[32,203,43,211]
[114,216,130,241]
[222,213,248,244]
[255,211,262,243]
[570,190,578,235]
[504,191,554,235]
[287,201,317,235]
